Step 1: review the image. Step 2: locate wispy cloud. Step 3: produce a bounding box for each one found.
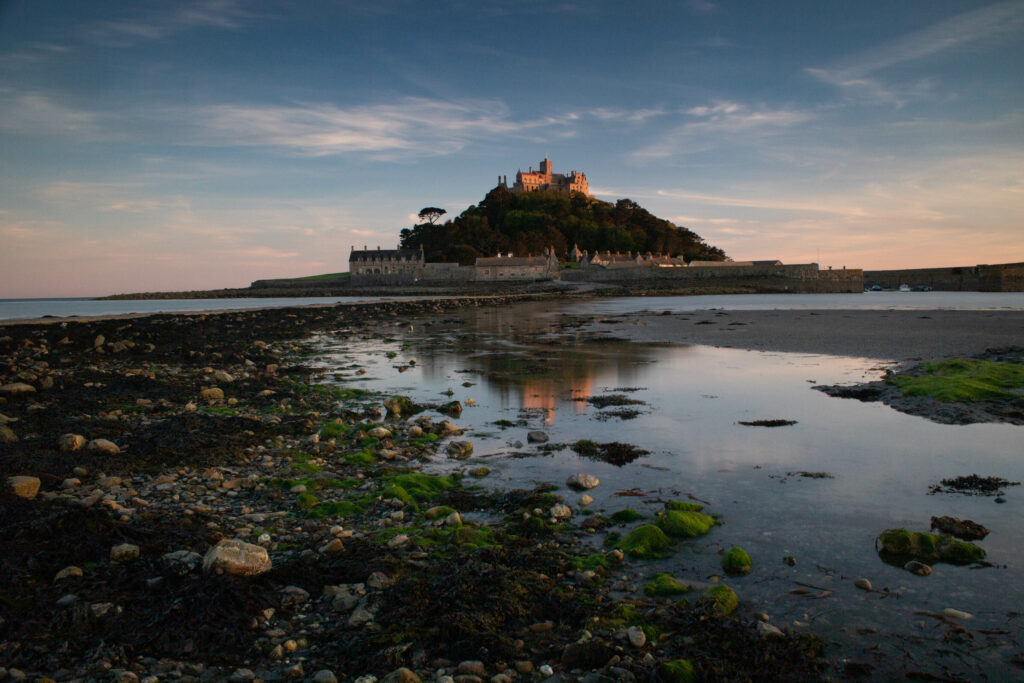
[589,107,668,123]
[192,97,575,158]
[0,91,108,139]
[808,1,1024,103]
[631,101,812,161]
[86,0,255,46]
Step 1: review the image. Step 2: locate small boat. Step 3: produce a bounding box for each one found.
[898,284,911,292]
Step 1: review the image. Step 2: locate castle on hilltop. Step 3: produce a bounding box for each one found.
[498,157,590,196]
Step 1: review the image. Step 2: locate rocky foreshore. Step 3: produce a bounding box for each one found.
[1,296,826,682]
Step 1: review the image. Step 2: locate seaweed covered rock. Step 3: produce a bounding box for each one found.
[703,584,739,615]
[930,515,990,541]
[663,658,697,683]
[722,546,753,576]
[877,528,986,566]
[666,500,704,512]
[658,510,715,538]
[383,395,423,418]
[617,524,673,558]
[645,573,692,596]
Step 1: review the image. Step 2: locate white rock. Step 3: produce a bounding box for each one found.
[567,473,600,490]
[367,427,391,439]
[86,439,120,454]
[943,608,973,620]
[757,621,785,638]
[202,538,271,576]
[386,534,410,549]
[579,494,594,506]
[550,504,572,520]
[60,433,86,452]
[627,625,647,648]
[7,476,40,500]
[213,370,235,383]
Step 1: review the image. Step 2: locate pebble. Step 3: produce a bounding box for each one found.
[313,671,338,683]
[904,560,932,576]
[626,625,646,648]
[0,425,17,442]
[110,543,140,563]
[387,534,411,548]
[457,660,486,676]
[550,504,572,520]
[86,438,120,454]
[539,665,554,676]
[54,565,83,581]
[202,538,271,575]
[368,427,391,439]
[7,475,41,500]
[579,494,594,506]
[0,382,36,395]
[566,473,599,490]
[943,608,973,620]
[526,430,549,443]
[757,621,785,638]
[854,578,872,591]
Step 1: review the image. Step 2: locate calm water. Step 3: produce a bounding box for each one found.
[313,300,1024,679]
[4,291,1023,322]
[0,296,414,321]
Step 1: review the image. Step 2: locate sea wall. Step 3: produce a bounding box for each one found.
[864,262,1024,292]
[563,263,863,293]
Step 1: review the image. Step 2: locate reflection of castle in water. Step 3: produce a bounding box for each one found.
[405,303,661,423]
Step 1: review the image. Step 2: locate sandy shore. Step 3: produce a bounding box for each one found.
[584,308,1024,365]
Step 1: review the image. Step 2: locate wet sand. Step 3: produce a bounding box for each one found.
[585,308,1024,365]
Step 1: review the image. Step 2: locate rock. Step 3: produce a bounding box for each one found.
[854,578,872,591]
[457,660,486,676]
[439,400,462,417]
[368,426,392,439]
[468,467,489,478]
[366,571,393,590]
[313,671,338,683]
[319,538,344,555]
[86,438,120,454]
[349,607,375,627]
[579,494,594,506]
[904,560,932,576]
[213,370,234,383]
[550,504,572,520]
[110,543,140,563]
[59,433,87,451]
[626,625,646,648]
[382,668,420,683]
[408,425,424,438]
[161,550,202,575]
[202,538,271,576]
[0,382,35,396]
[721,546,753,576]
[280,585,310,607]
[7,475,40,499]
[943,607,973,620]
[930,515,990,541]
[54,566,83,581]
[0,425,16,443]
[387,534,410,548]
[757,621,785,638]
[56,593,77,607]
[199,387,224,400]
[567,473,599,490]
[514,661,534,674]
[527,430,549,443]
[446,440,473,459]
[93,335,105,348]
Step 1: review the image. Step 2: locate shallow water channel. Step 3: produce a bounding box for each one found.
[314,300,1024,678]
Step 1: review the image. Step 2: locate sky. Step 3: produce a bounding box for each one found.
[1,0,1023,297]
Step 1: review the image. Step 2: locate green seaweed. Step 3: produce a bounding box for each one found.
[572,553,610,572]
[658,510,715,538]
[722,546,753,576]
[384,473,460,502]
[703,584,739,615]
[893,359,1024,403]
[665,500,704,512]
[344,449,376,466]
[663,659,697,683]
[877,528,986,565]
[644,573,691,596]
[617,524,673,558]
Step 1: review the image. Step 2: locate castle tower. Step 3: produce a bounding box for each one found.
[539,157,552,176]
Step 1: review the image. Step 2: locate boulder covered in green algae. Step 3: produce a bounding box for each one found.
[663,658,697,682]
[877,528,986,565]
[644,573,692,596]
[665,500,704,512]
[657,510,715,538]
[722,546,753,576]
[702,584,739,615]
[617,524,673,558]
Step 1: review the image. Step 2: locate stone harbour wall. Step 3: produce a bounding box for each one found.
[562,263,863,293]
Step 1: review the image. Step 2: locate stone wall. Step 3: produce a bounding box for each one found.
[864,262,1024,291]
[421,262,475,282]
[562,263,863,293]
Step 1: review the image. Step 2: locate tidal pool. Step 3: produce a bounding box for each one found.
[313,301,1024,678]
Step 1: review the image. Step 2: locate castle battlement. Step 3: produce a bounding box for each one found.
[504,157,590,196]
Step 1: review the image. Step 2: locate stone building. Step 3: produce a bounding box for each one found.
[348,245,424,283]
[505,158,590,196]
[571,245,686,269]
[475,247,561,281]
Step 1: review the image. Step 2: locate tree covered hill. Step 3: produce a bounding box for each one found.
[399,186,727,265]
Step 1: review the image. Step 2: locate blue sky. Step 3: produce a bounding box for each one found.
[2,0,1023,297]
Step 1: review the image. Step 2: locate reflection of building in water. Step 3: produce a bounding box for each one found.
[521,375,593,423]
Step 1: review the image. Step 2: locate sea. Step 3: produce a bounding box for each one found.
[2,290,1024,321]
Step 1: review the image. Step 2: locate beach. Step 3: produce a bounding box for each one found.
[2,294,1022,681]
